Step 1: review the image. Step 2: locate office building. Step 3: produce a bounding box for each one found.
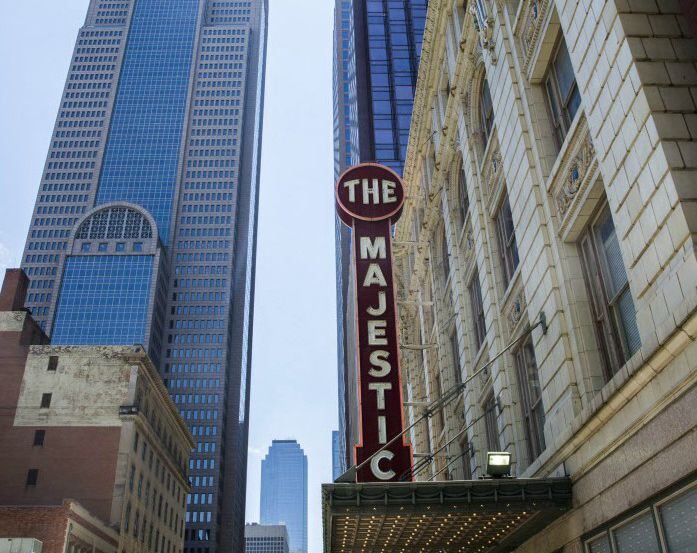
[331,431,343,481]
[332,0,428,470]
[324,1,697,552]
[259,441,307,553]
[18,1,268,550]
[0,269,193,553]
[244,524,289,553]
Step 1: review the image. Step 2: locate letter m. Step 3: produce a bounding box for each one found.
[360,236,387,260]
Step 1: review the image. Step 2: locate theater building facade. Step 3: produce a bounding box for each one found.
[387,0,697,550]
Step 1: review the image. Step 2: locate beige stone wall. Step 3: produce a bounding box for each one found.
[397,0,697,547]
[15,346,135,427]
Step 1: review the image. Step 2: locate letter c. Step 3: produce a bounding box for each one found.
[370,450,396,481]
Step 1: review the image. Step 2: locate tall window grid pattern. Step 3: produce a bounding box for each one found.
[52,255,153,345]
[260,441,308,553]
[22,22,127,329]
[96,0,200,242]
[367,0,427,175]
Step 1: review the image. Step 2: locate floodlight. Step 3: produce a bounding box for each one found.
[486,451,511,478]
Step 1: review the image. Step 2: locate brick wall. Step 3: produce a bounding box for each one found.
[0,506,68,553]
[0,313,120,522]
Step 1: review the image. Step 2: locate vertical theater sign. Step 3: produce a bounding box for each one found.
[336,163,412,483]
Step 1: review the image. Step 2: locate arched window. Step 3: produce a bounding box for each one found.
[480,78,494,145]
[75,207,153,241]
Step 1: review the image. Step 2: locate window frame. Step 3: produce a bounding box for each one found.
[494,192,520,291]
[483,392,500,451]
[469,270,487,353]
[579,202,640,381]
[33,430,46,447]
[456,159,470,228]
[544,36,581,148]
[40,393,52,409]
[26,469,39,487]
[449,327,462,386]
[480,78,494,147]
[514,337,546,462]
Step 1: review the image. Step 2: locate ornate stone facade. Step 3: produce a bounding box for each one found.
[396,0,697,550]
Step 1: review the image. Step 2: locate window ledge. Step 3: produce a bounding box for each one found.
[522,307,697,481]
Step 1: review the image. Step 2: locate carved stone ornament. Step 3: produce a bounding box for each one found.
[507,290,527,334]
[520,0,549,75]
[555,132,596,218]
[470,0,497,63]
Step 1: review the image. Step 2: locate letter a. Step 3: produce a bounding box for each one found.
[363,263,387,287]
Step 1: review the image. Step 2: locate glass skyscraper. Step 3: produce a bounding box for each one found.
[20,1,268,551]
[260,440,308,553]
[332,0,427,470]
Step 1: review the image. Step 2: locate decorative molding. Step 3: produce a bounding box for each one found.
[460,220,476,269]
[517,0,550,76]
[470,0,497,64]
[548,114,599,239]
[555,134,595,217]
[506,284,527,337]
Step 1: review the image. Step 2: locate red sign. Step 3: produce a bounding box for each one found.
[336,163,412,482]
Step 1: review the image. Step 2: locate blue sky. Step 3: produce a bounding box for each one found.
[0,2,338,552]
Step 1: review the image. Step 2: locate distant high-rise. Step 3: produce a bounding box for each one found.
[260,440,308,553]
[332,0,427,469]
[245,524,290,553]
[19,1,269,550]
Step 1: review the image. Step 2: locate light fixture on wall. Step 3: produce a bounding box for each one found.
[486,451,511,478]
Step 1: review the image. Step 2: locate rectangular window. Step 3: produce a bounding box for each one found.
[47,356,58,371]
[495,192,519,290]
[579,203,641,380]
[469,271,486,352]
[614,512,661,552]
[441,228,450,281]
[659,486,697,551]
[124,502,131,532]
[586,535,611,553]
[458,163,469,225]
[459,436,472,480]
[26,469,39,487]
[450,329,462,385]
[515,337,546,461]
[40,393,52,408]
[545,37,581,148]
[483,393,500,451]
[480,79,494,146]
[33,430,46,446]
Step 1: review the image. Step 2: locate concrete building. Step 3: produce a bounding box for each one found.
[244,524,289,553]
[18,1,269,549]
[0,269,194,553]
[332,0,428,472]
[342,0,697,551]
[259,441,307,553]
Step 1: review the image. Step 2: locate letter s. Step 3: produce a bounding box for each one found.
[368,350,391,378]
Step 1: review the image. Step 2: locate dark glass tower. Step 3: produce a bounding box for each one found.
[260,440,308,553]
[332,0,426,470]
[20,1,268,551]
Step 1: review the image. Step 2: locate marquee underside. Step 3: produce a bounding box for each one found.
[322,478,572,553]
